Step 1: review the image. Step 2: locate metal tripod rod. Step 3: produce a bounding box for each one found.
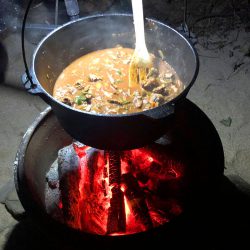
[64,0,80,20]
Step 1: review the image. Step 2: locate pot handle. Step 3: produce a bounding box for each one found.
[21,72,43,95]
[176,0,197,45]
[21,0,44,96]
[145,103,175,120]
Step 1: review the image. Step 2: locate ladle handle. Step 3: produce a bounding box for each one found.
[131,0,146,49]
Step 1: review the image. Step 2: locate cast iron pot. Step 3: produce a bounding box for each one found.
[23,14,199,150]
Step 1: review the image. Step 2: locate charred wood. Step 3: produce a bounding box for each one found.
[122,173,153,230]
[107,151,121,185]
[58,144,81,229]
[106,151,126,234]
[87,150,100,192]
[107,186,126,234]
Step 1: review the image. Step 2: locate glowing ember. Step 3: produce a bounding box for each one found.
[47,143,186,236]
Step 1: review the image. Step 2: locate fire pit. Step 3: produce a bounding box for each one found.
[14,99,224,246]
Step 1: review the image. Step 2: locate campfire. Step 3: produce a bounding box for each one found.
[15,101,224,242]
[46,141,186,235]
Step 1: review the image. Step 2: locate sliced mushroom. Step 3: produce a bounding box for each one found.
[88,74,102,82]
[133,96,143,108]
[85,94,93,104]
[163,72,173,79]
[141,77,159,91]
[150,93,165,105]
[152,84,169,95]
[147,67,159,78]
[107,99,123,106]
[74,81,84,90]
[107,73,115,84]
[62,97,73,106]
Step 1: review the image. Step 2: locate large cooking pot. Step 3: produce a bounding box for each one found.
[23,14,199,150]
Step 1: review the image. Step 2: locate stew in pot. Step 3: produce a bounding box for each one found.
[53,46,184,114]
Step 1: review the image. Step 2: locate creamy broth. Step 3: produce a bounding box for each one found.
[53,47,183,114]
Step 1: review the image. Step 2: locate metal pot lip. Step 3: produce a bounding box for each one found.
[31,13,199,118]
[14,107,52,211]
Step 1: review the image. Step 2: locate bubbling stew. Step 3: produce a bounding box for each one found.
[53,46,184,114]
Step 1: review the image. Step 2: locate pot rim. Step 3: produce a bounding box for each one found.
[31,13,199,118]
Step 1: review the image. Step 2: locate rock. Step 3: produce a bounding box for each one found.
[0,179,14,204]
[220,117,232,127]
[0,204,16,233]
[4,189,25,220]
[0,226,12,249]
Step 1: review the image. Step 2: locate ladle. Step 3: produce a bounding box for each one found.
[129,0,152,92]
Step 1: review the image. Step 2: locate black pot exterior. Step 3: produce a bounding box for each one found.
[50,99,175,150]
[29,14,199,150]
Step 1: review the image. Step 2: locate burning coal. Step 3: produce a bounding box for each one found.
[46,141,185,236]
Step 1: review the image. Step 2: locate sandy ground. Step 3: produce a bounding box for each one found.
[189,28,250,181]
